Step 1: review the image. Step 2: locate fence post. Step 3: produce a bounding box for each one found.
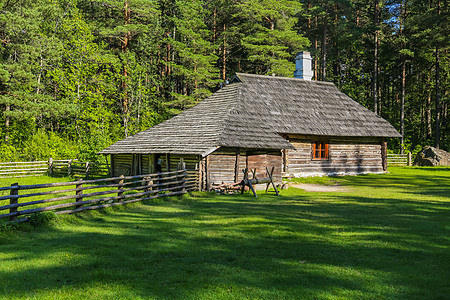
[118,175,124,201]
[48,157,53,176]
[179,158,186,193]
[76,178,83,209]
[9,183,19,221]
[143,176,152,193]
[408,152,412,166]
[85,162,90,178]
[68,159,72,176]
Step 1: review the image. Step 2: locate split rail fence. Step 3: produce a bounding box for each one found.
[0,169,187,223]
[0,158,110,178]
[387,153,412,166]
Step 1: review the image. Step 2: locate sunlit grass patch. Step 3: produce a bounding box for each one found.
[0,167,449,299]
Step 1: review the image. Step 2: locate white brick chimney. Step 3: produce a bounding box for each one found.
[294,51,313,80]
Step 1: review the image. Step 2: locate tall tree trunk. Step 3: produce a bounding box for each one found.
[213,8,216,54]
[373,0,379,114]
[434,47,440,148]
[314,14,318,80]
[426,75,432,138]
[322,17,327,81]
[314,39,318,80]
[222,23,226,81]
[4,104,10,143]
[401,60,406,154]
[194,64,198,102]
[122,0,131,137]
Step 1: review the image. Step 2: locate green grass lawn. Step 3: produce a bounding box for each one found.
[0,167,449,299]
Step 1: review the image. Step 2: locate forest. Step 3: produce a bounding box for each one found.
[0,0,448,162]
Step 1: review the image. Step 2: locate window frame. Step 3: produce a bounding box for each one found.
[312,140,329,160]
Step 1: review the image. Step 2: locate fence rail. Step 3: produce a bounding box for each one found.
[0,170,187,223]
[387,153,412,166]
[0,158,110,178]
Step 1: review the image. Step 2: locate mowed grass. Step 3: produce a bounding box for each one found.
[0,167,449,299]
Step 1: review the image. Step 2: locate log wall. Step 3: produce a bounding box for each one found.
[111,153,200,190]
[285,135,384,176]
[112,154,133,176]
[208,148,246,184]
[246,150,282,183]
[207,148,282,187]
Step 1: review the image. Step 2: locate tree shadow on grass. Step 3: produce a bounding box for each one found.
[0,189,449,299]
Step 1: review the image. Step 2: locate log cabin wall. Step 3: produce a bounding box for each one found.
[207,148,282,188]
[285,134,384,176]
[111,154,133,176]
[246,150,282,183]
[208,148,246,185]
[111,153,200,181]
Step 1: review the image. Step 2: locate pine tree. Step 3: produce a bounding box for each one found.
[234,0,310,76]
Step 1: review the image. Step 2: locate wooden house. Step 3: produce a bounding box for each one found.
[100,54,400,190]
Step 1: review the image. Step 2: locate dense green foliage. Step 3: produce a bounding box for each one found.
[0,0,448,160]
[0,167,449,298]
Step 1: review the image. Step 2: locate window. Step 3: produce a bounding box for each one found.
[312,140,329,160]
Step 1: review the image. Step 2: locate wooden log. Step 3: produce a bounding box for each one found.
[0,174,43,179]
[241,168,248,194]
[10,170,184,191]
[381,138,387,171]
[18,185,187,216]
[0,169,185,196]
[117,175,124,201]
[198,156,203,191]
[68,159,72,176]
[265,166,279,196]
[9,183,18,221]
[206,155,211,191]
[76,179,83,209]
[166,153,170,172]
[0,164,47,169]
[0,161,47,165]
[0,170,47,176]
[247,177,257,197]
[234,150,240,183]
[48,157,53,176]
[0,167,48,172]
[1,182,188,219]
[0,179,188,213]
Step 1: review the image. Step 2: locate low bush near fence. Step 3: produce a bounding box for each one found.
[0,170,188,223]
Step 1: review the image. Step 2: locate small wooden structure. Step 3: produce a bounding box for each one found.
[100,73,401,190]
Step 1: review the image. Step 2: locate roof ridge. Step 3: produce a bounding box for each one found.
[235,72,335,85]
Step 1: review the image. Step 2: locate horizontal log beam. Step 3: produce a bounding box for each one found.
[0,161,47,165]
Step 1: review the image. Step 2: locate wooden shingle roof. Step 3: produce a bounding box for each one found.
[100,73,400,155]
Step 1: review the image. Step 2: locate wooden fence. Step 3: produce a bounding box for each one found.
[0,158,110,178]
[387,153,412,166]
[0,169,188,223]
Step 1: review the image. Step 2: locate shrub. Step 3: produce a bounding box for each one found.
[0,220,18,232]
[78,130,111,163]
[0,144,19,162]
[28,212,57,227]
[22,129,79,161]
